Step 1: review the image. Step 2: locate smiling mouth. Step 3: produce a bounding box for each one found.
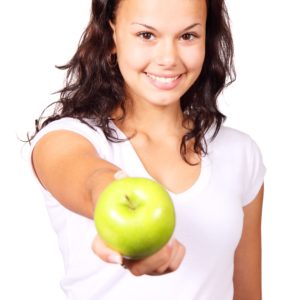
[145,73,181,84]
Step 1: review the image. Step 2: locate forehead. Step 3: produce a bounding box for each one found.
[115,0,207,26]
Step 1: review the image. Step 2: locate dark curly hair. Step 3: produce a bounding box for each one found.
[31,0,235,164]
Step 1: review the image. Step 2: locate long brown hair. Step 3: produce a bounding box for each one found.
[31,0,235,164]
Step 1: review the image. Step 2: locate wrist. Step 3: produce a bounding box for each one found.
[87,167,120,211]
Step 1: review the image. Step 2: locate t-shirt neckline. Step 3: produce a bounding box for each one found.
[109,121,211,197]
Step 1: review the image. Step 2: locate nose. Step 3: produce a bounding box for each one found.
[154,38,178,68]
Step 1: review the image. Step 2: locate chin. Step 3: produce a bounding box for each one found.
[147,95,181,107]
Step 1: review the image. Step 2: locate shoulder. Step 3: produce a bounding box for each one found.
[213,126,253,143]
[31,117,109,156]
[35,117,100,136]
[208,126,266,206]
[208,125,259,155]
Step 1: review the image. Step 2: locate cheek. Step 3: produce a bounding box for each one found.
[183,47,206,72]
[116,40,150,72]
[118,53,149,80]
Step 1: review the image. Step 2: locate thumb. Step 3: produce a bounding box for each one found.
[92,235,123,265]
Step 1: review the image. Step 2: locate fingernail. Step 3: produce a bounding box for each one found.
[167,237,175,250]
[108,254,122,264]
[114,170,128,180]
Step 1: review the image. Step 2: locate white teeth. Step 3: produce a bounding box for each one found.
[146,73,179,83]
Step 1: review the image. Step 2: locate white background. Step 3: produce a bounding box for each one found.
[1,1,299,299]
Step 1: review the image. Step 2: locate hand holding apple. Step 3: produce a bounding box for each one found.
[92,234,186,276]
[94,177,176,259]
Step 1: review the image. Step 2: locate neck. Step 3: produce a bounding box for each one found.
[114,100,186,138]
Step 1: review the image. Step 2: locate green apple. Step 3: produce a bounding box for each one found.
[94,177,176,259]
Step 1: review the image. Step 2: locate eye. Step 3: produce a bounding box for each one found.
[180,33,199,41]
[137,31,155,41]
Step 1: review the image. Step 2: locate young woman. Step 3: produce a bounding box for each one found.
[30,0,265,299]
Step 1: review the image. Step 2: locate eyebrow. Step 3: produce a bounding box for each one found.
[131,22,202,32]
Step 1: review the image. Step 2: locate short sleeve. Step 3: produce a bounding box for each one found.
[242,138,266,206]
[30,117,109,158]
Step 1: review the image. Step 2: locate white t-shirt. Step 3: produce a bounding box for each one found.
[30,117,266,300]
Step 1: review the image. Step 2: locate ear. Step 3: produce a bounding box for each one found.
[109,20,117,52]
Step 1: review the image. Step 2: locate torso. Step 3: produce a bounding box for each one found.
[31,117,265,300]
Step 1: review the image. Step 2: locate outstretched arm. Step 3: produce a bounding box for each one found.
[32,130,120,219]
[32,129,185,275]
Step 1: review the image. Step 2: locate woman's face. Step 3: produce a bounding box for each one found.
[111,0,207,108]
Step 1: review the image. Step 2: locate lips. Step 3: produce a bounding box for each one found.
[145,73,181,83]
[145,72,182,90]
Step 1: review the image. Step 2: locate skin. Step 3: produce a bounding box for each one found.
[110,0,206,109]
[32,0,263,297]
[233,185,263,300]
[109,0,207,192]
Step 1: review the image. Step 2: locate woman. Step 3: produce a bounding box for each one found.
[30,0,265,299]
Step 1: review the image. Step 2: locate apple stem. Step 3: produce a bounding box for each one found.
[125,194,136,210]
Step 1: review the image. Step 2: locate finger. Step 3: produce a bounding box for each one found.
[92,235,123,265]
[148,239,183,275]
[153,240,179,274]
[128,240,174,276]
[165,241,186,272]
